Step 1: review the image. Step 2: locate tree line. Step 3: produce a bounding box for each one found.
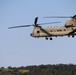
[0,64,76,75]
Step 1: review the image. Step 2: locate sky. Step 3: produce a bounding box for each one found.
[0,0,76,67]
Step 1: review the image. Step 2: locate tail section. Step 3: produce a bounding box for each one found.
[65,15,76,27]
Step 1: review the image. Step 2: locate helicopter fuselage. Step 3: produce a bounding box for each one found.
[31,26,76,38]
[8,14,76,40]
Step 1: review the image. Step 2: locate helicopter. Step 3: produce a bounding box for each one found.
[8,15,76,40]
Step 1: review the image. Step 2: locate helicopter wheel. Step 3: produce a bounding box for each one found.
[50,38,53,40]
[45,37,48,40]
[68,35,70,37]
[72,35,74,38]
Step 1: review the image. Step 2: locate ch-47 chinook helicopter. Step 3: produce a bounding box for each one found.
[8,15,76,40]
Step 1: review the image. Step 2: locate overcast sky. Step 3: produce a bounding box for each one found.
[0,0,76,67]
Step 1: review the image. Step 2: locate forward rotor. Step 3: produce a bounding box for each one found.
[8,17,61,29]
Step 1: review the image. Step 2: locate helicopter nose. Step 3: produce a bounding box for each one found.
[30,33,33,36]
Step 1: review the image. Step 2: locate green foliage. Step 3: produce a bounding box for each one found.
[19,70,29,73]
[0,64,76,75]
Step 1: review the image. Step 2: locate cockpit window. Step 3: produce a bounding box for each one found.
[37,31,40,33]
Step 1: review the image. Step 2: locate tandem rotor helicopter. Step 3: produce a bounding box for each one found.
[8,15,76,40]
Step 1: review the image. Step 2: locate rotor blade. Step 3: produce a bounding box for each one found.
[38,22,61,25]
[72,15,76,18]
[8,24,34,29]
[34,17,38,25]
[44,16,72,18]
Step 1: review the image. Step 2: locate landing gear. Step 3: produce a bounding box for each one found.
[72,35,74,38]
[45,37,53,40]
[68,35,70,37]
[50,38,53,40]
[45,37,48,40]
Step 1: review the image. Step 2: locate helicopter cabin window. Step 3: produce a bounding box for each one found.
[64,29,66,31]
[37,31,40,33]
[50,30,52,32]
[59,29,62,31]
[57,30,59,31]
[57,29,62,32]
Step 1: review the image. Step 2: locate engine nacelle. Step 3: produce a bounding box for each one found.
[65,18,76,27]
